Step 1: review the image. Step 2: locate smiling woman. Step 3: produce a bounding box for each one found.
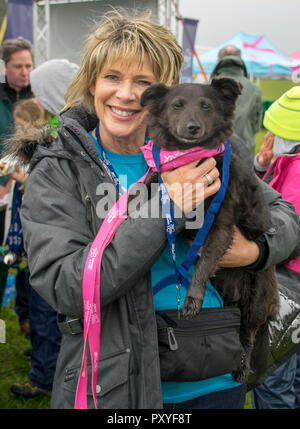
[88,57,157,154]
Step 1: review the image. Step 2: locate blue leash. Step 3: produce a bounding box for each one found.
[152,140,231,311]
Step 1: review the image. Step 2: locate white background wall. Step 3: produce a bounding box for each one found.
[47,0,158,65]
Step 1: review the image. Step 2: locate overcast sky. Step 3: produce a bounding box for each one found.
[178,0,299,56]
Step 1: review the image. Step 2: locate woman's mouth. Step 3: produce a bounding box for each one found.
[110,106,139,117]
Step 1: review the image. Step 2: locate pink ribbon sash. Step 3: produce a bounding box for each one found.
[75,140,224,409]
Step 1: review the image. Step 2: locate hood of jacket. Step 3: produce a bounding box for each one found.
[211,56,248,78]
[30,59,79,115]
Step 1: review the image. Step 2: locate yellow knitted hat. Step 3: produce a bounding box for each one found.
[263,86,300,141]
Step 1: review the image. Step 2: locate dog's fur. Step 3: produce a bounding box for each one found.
[141,78,280,383]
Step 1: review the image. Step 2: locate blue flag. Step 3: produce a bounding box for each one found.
[5,0,33,42]
[181,18,199,83]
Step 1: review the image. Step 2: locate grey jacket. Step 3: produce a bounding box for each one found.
[211,56,263,157]
[20,105,300,409]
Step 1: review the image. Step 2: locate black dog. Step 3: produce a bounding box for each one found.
[140,78,280,383]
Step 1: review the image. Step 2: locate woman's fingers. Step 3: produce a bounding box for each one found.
[161,157,221,212]
[204,177,221,199]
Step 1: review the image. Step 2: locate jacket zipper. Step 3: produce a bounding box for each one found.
[159,323,239,351]
[85,194,97,236]
[158,321,239,335]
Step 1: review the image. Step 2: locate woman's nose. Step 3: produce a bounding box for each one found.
[116,81,135,101]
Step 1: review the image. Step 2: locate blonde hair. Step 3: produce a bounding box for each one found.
[65,9,183,111]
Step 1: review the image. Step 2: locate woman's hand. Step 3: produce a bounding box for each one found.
[161,157,221,213]
[220,226,260,267]
[257,132,274,167]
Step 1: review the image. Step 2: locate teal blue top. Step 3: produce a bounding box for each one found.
[90,132,240,403]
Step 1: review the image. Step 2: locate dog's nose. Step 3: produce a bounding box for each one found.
[187,122,201,134]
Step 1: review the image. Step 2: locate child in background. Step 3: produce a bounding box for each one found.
[253,87,300,409]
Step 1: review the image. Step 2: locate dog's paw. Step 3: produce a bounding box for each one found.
[182,296,202,319]
[232,368,249,384]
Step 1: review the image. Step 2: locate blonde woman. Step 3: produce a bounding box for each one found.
[13,10,300,409]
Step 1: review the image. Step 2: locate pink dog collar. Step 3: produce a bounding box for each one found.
[140,140,225,172]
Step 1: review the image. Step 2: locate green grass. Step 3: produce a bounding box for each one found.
[253,78,298,155]
[0,303,51,409]
[257,78,300,101]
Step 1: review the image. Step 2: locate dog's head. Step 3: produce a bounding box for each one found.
[141,78,242,150]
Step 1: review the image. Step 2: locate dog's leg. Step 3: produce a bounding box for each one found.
[233,327,258,384]
[233,268,279,383]
[182,220,234,319]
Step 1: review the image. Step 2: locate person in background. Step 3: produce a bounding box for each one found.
[0,38,34,333]
[0,38,34,148]
[0,99,43,341]
[5,59,79,398]
[252,87,300,409]
[211,45,263,158]
[9,10,300,409]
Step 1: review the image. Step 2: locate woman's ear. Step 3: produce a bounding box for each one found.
[89,83,95,96]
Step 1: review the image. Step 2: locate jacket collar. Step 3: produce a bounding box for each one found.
[211,56,248,78]
[0,81,33,103]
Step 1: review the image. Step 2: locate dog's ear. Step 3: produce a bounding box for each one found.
[211,78,242,104]
[140,83,170,107]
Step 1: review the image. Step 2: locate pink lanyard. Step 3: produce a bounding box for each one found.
[74,141,224,409]
[74,169,149,409]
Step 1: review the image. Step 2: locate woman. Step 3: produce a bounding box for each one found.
[18,10,300,409]
[252,87,300,409]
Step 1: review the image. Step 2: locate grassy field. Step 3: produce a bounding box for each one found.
[0,303,51,409]
[257,78,299,101]
[255,78,300,154]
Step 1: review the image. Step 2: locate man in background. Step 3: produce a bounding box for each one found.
[0,37,34,149]
[211,45,263,157]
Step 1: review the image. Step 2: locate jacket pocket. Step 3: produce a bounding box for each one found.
[63,348,131,409]
[156,307,243,382]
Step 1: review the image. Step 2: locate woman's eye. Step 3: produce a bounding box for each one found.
[105,74,118,81]
[138,80,152,86]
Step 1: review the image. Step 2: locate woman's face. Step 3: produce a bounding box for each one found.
[90,56,157,144]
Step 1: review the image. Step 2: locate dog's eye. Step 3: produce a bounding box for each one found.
[201,102,211,111]
[172,101,183,110]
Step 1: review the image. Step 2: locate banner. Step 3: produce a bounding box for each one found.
[181,18,199,83]
[5,0,33,42]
